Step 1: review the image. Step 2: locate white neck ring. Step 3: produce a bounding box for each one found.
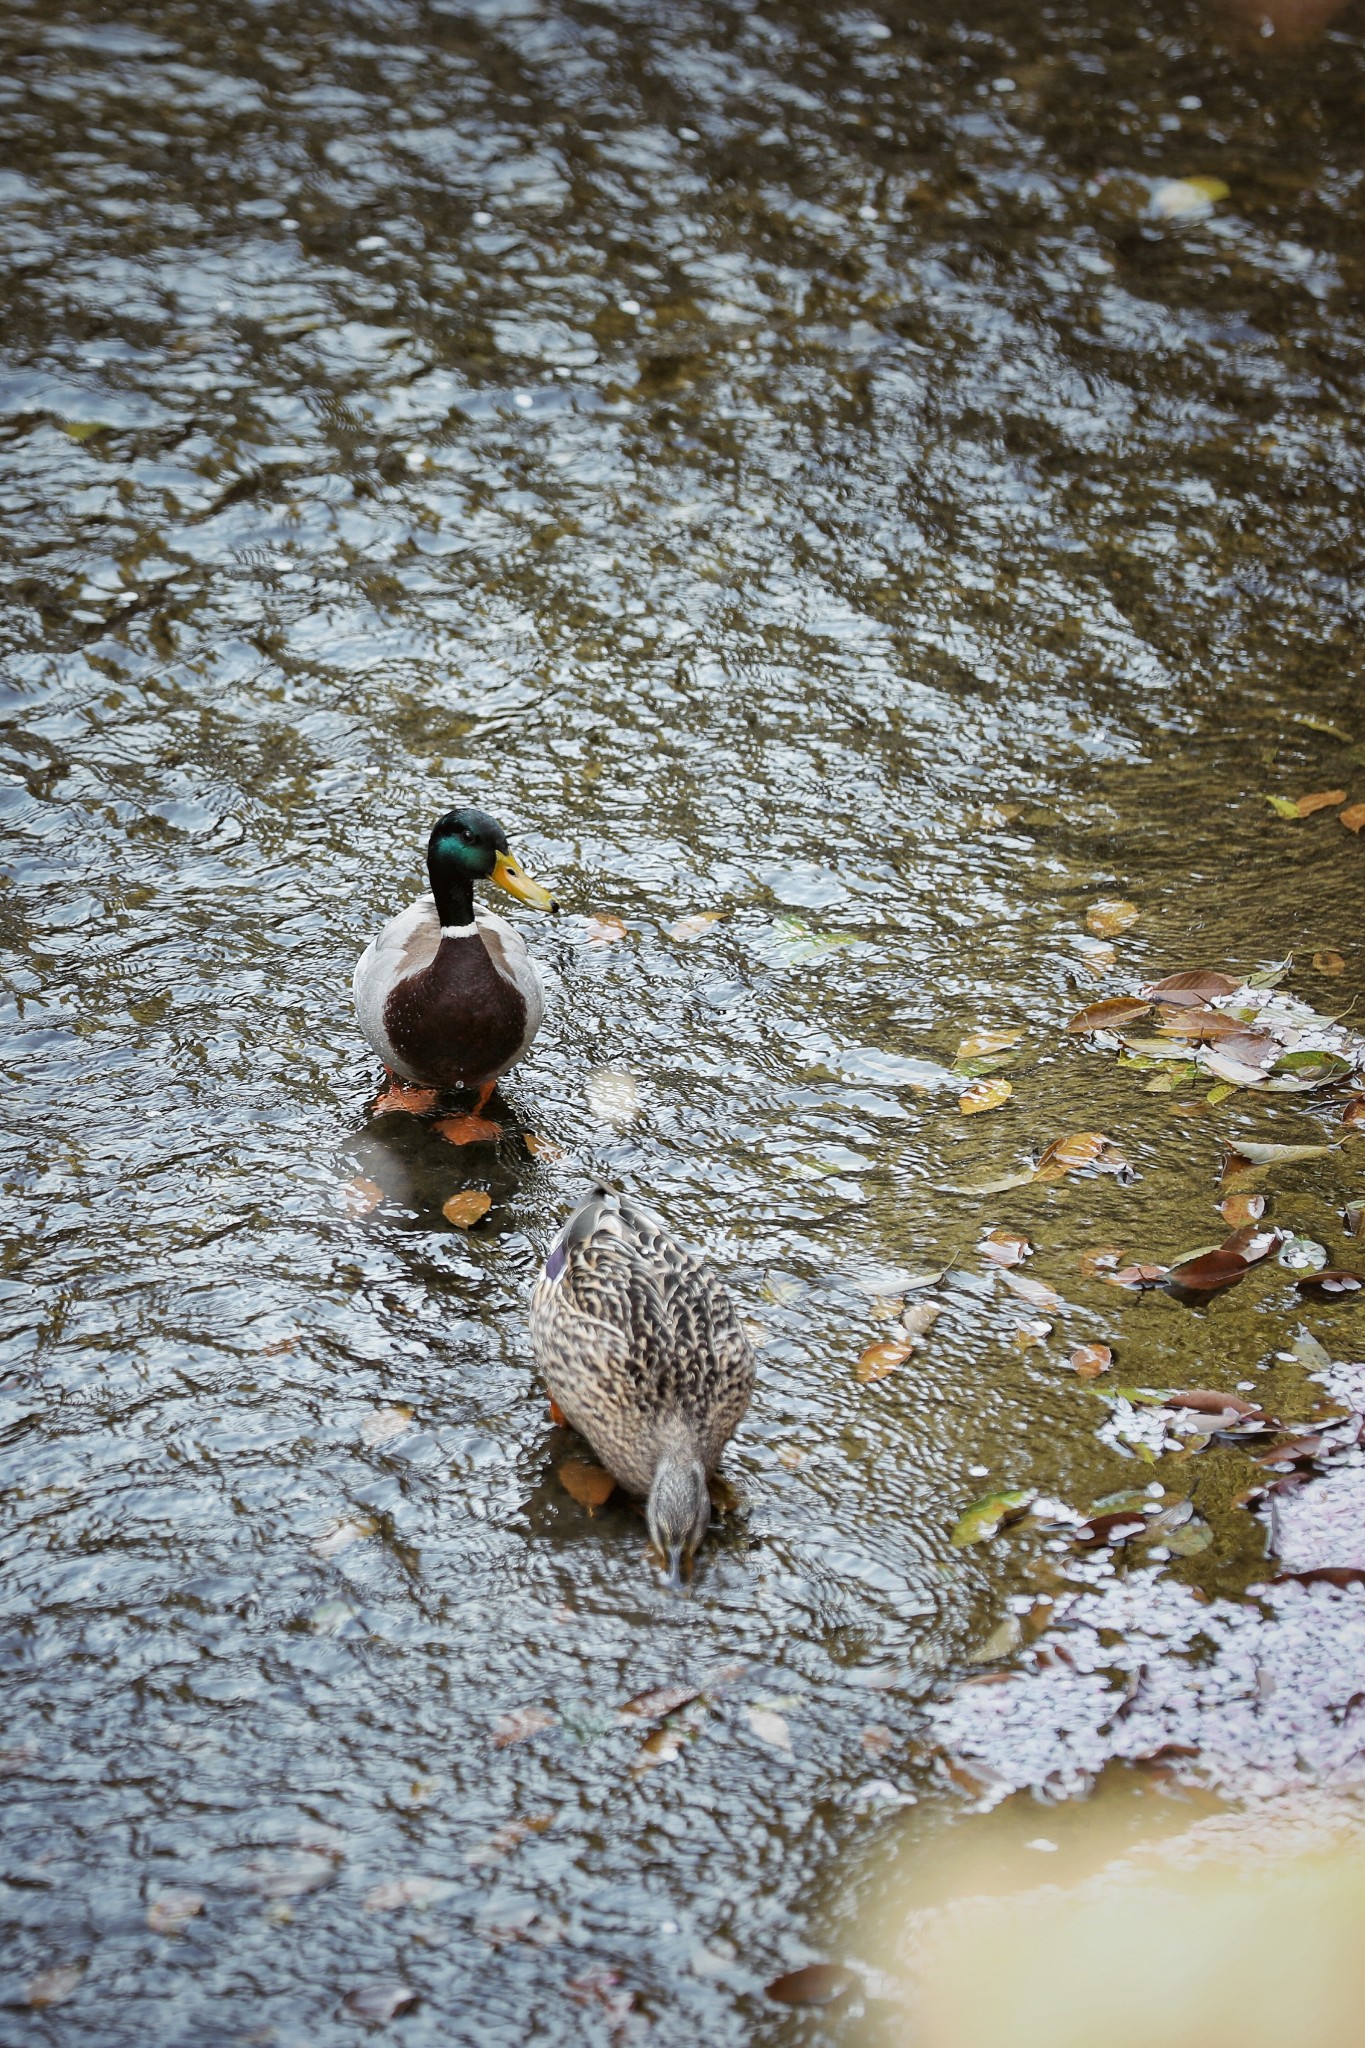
[440,921,479,939]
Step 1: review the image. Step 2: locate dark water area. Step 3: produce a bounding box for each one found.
[1,0,1363,2038]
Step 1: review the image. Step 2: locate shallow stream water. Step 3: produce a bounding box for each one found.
[2,0,1364,2040]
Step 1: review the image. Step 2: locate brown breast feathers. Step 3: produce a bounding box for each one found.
[383,932,527,1089]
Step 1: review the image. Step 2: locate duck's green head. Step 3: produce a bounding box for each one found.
[427,806,557,913]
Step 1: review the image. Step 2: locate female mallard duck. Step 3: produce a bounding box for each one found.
[530,1187,755,1586]
[353,806,556,1140]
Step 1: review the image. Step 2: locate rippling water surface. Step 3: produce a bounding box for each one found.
[2,0,1364,2038]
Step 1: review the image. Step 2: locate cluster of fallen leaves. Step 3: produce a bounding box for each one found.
[490,1665,752,1779]
[1069,965,1363,1102]
[1264,788,1365,830]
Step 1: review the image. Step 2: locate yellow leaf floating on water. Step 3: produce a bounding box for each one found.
[669,912,722,941]
[1152,175,1229,218]
[959,1076,1013,1116]
[442,1190,491,1228]
[558,1458,615,1510]
[1085,898,1140,938]
[956,1028,1024,1058]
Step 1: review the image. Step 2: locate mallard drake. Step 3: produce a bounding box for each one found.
[530,1187,755,1586]
[353,806,556,1139]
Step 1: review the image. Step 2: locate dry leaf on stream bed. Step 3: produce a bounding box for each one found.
[1264,789,1348,818]
[442,1189,492,1228]
[959,1076,1012,1115]
[857,1300,942,1382]
[1086,898,1140,937]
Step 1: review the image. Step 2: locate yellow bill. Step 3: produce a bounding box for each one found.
[492,849,557,911]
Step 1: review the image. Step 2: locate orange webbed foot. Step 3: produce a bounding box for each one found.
[372,1081,440,1116]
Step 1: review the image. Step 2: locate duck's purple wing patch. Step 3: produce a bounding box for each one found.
[544,1240,567,1283]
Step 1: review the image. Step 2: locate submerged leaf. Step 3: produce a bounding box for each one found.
[25,1965,86,2008]
[1264,795,1302,819]
[770,914,858,963]
[981,1230,1031,1267]
[618,1683,701,1723]
[1079,1245,1125,1278]
[1313,951,1346,976]
[956,1027,1025,1058]
[1086,898,1139,937]
[1034,1131,1127,1180]
[343,1985,418,2023]
[1297,1269,1362,1297]
[1067,996,1151,1034]
[668,911,722,941]
[492,1707,556,1747]
[901,1300,943,1341]
[1345,1202,1365,1239]
[856,1338,912,1383]
[767,1964,853,2007]
[342,1176,385,1217]
[1143,970,1239,1006]
[147,1890,205,1935]
[999,1270,1059,1309]
[1165,1226,1280,1304]
[1229,1140,1338,1165]
[1295,788,1349,817]
[1219,1193,1265,1228]
[559,1459,615,1509]
[584,914,629,946]
[442,1189,492,1228]
[361,1405,413,1447]
[746,1706,792,1751]
[951,1489,1035,1548]
[1345,1098,1365,1131]
[959,1076,1012,1115]
[1341,803,1365,833]
[1072,1343,1112,1379]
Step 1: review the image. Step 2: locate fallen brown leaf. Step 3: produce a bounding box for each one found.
[361,1405,413,1447]
[558,1459,615,1509]
[442,1189,492,1228]
[1010,1318,1053,1351]
[618,1684,700,1723]
[959,1076,1012,1115]
[1341,803,1365,833]
[1219,1193,1265,1228]
[1067,996,1151,1034]
[1035,1131,1127,1180]
[1142,970,1239,1006]
[585,914,629,946]
[342,1176,385,1217]
[523,1132,566,1162]
[372,1083,440,1116]
[1313,951,1346,975]
[1345,1202,1365,1239]
[957,1027,1025,1057]
[492,1707,556,1747]
[1167,1388,1263,1418]
[24,1965,85,2009]
[1086,898,1139,937]
[1107,1263,1169,1289]
[999,1270,1059,1309]
[1344,1097,1365,1132]
[343,1985,418,2023]
[1153,1006,1244,1041]
[668,912,722,941]
[1072,1343,1112,1378]
[901,1299,943,1341]
[767,1964,853,2007]
[147,1890,205,1935]
[1165,1227,1280,1303]
[1295,788,1348,816]
[1079,1245,1124,1278]
[1297,1269,1362,1297]
[982,1229,1031,1266]
[857,1338,913,1383]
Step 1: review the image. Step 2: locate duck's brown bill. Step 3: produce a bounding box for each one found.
[492,849,557,911]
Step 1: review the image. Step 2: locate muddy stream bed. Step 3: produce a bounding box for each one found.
[1,0,1364,2039]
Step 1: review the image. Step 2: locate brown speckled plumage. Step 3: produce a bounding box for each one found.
[529,1188,754,1499]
